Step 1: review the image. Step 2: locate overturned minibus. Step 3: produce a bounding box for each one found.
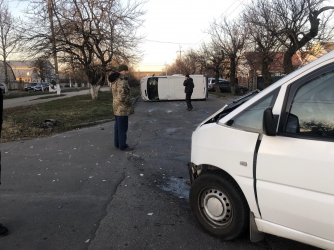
[140,74,208,101]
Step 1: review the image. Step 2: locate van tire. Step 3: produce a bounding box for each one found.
[189,173,249,240]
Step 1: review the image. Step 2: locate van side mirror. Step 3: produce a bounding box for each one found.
[263,108,276,136]
[285,114,300,134]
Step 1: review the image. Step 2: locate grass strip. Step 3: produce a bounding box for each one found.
[2,88,89,99]
[2,87,140,142]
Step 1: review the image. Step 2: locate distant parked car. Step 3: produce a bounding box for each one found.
[42,83,50,90]
[33,83,43,92]
[0,83,5,93]
[208,78,216,92]
[208,78,228,92]
[237,84,248,94]
[218,80,231,92]
[33,83,49,92]
[219,80,248,94]
[24,83,37,91]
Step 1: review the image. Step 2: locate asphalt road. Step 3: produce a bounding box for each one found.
[0,94,320,250]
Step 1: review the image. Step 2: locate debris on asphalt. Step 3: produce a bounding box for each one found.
[39,119,58,131]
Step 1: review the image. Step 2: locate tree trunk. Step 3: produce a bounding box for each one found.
[215,68,220,92]
[262,58,272,89]
[90,84,101,100]
[230,57,237,95]
[1,33,8,95]
[283,49,295,74]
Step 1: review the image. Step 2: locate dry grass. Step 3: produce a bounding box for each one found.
[2,88,140,142]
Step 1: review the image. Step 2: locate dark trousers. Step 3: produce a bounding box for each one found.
[114,115,129,150]
[186,92,193,109]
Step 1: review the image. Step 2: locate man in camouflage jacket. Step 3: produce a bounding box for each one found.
[108,64,134,151]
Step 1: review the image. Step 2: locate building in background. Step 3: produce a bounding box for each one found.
[8,60,55,88]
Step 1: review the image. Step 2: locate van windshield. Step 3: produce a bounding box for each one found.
[203,90,260,125]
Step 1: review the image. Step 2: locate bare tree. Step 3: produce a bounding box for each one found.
[163,49,202,75]
[31,57,54,82]
[179,49,201,74]
[269,0,334,73]
[23,0,146,99]
[0,0,21,93]
[243,0,283,89]
[209,16,248,94]
[197,43,225,92]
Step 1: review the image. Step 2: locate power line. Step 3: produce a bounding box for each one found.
[144,39,199,45]
[143,1,249,47]
[226,0,247,18]
[192,0,249,45]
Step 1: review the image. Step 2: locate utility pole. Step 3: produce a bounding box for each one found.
[47,0,60,95]
[176,45,184,59]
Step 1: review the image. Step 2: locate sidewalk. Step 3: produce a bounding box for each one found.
[3,86,110,109]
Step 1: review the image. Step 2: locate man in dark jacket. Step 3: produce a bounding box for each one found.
[183,74,194,111]
[0,91,9,236]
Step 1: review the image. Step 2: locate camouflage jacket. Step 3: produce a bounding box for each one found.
[111,74,133,116]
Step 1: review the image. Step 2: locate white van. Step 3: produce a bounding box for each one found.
[188,50,334,249]
[140,74,207,101]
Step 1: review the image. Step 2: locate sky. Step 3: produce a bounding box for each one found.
[136,0,250,72]
[8,0,250,72]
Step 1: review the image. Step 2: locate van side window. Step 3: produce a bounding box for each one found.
[228,89,279,133]
[285,70,334,139]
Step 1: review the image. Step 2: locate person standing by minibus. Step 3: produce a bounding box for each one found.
[183,74,194,111]
[108,64,134,151]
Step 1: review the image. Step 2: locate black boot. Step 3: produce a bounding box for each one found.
[0,224,8,236]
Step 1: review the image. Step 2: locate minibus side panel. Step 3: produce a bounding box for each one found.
[157,78,169,100]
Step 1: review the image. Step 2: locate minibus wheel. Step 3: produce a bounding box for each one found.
[189,173,249,240]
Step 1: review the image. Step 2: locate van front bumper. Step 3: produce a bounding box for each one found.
[187,162,209,185]
[187,162,197,185]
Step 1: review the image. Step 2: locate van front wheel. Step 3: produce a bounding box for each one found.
[189,173,249,240]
